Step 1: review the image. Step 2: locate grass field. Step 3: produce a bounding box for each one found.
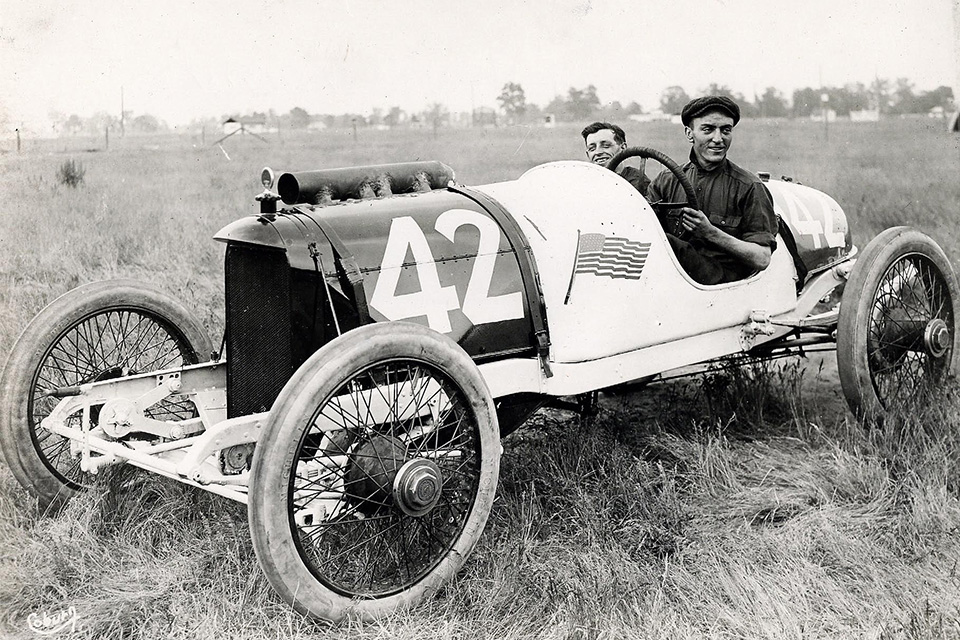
[1,119,959,639]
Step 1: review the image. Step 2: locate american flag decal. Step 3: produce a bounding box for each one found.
[574,233,651,280]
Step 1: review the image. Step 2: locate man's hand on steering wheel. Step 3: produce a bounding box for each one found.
[674,207,716,241]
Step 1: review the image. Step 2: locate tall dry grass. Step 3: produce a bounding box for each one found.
[1,119,959,638]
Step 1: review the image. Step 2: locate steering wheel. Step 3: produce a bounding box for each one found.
[606,146,699,215]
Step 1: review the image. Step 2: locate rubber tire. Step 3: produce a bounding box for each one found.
[837,227,960,419]
[248,322,500,622]
[0,280,212,509]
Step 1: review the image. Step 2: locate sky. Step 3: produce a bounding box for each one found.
[1,0,957,134]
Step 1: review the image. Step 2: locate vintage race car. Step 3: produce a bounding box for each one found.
[2,148,957,622]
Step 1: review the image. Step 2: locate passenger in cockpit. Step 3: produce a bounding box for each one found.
[581,122,650,197]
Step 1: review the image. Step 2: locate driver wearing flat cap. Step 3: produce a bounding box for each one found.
[647,96,777,285]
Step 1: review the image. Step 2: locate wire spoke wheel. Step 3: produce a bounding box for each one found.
[30,309,200,487]
[291,359,480,597]
[838,228,960,419]
[0,281,211,508]
[249,322,499,622]
[866,255,952,403]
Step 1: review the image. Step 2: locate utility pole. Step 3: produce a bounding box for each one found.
[821,93,829,142]
[819,66,828,142]
[874,70,882,118]
[120,86,125,137]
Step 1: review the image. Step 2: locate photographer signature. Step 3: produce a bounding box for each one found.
[27,606,77,635]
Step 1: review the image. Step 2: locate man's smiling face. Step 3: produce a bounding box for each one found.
[584,128,626,166]
[685,110,735,170]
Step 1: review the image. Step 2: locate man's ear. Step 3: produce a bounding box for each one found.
[683,126,693,143]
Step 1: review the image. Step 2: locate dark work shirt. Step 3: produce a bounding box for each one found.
[647,150,777,280]
[617,165,650,197]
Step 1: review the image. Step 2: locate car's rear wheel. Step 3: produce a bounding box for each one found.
[248,322,499,622]
[837,227,960,419]
[0,280,212,509]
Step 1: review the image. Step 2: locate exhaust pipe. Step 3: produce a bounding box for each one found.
[277,161,455,205]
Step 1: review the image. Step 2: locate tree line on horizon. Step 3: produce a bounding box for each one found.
[39,77,957,137]
[494,79,956,124]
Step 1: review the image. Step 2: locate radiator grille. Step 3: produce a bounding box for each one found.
[225,244,293,418]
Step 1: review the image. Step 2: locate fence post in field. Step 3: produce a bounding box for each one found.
[821,93,829,142]
[16,128,20,154]
[105,125,110,151]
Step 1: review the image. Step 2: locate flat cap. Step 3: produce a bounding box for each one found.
[681,96,741,127]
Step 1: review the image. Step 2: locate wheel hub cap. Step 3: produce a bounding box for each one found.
[393,459,443,517]
[924,318,951,358]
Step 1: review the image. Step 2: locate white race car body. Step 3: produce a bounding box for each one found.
[472,160,852,396]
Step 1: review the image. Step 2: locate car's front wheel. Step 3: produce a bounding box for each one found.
[247,322,500,622]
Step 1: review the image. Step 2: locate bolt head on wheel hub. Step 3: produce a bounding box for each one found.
[393,459,443,517]
[924,318,951,358]
[99,397,138,438]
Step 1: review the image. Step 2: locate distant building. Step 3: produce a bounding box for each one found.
[543,114,556,128]
[850,109,880,122]
[810,109,838,123]
[307,119,327,132]
[628,111,672,123]
[472,107,498,128]
[222,116,267,135]
[450,112,472,128]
